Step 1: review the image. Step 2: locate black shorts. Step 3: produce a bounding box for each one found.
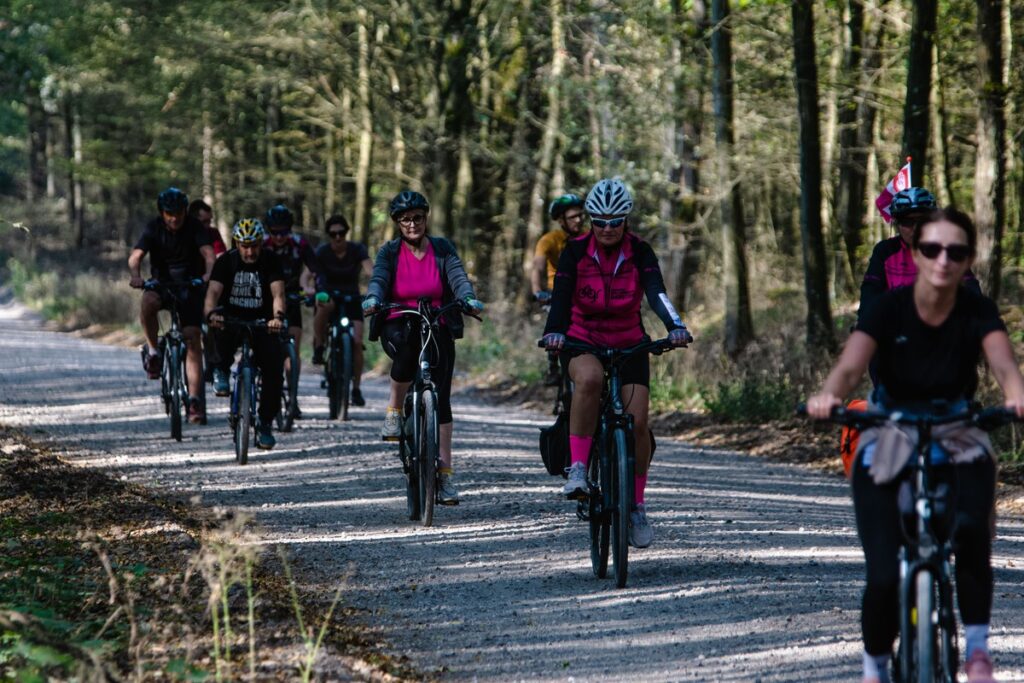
[159,285,204,329]
[285,299,303,329]
[560,337,651,388]
[336,297,363,323]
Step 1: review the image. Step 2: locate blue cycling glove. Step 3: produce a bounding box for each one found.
[668,326,693,347]
[542,333,566,350]
[463,297,485,314]
[362,295,380,315]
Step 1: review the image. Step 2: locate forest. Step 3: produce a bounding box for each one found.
[1,0,1022,362]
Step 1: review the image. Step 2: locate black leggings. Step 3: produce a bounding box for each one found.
[852,455,995,655]
[215,328,284,425]
[380,319,455,424]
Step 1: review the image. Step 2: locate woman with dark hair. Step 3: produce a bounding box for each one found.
[312,214,373,406]
[807,208,1024,683]
[362,191,484,505]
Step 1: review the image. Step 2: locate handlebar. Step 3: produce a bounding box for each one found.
[142,278,204,292]
[537,337,679,360]
[795,403,1019,432]
[379,298,482,322]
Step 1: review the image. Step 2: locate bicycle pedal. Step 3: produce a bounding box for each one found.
[320,380,327,389]
[382,435,401,442]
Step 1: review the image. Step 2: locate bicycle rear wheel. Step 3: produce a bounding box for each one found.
[915,570,936,683]
[235,367,251,465]
[278,340,299,432]
[167,343,183,441]
[418,390,438,527]
[340,331,353,421]
[611,427,633,588]
[588,451,609,578]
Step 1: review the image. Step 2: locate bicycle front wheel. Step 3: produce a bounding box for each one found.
[418,390,438,527]
[167,343,184,441]
[588,451,609,578]
[279,340,299,432]
[915,569,936,683]
[340,331,353,421]
[235,367,251,465]
[611,427,633,588]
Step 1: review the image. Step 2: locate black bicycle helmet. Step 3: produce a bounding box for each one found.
[890,187,937,220]
[388,190,430,219]
[548,193,584,220]
[157,187,189,213]
[265,204,295,230]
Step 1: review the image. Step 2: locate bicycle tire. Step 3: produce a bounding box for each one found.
[279,340,299,432]
[168,343,183,441]
[340,331,353,421]
[419,390,438,527]
[915,570,936,683]
[611,427,633,588]
[588,450,609,578]
[938,576,958,683]
[160,340,172,416]
[403,426,420,520]
[235,367,251,465]
[327,334,340,420]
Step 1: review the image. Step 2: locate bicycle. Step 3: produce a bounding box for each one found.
[799,401,1017,683]
[542,337,679,588]
[275,293,304,433]
[316,290,360,421]
[219,316,275,465]
[382,298,480,527]
[142,278,204,440]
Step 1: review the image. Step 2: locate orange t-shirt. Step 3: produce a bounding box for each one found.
[534,229,569,290]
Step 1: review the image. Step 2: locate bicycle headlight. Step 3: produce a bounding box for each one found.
[340,316,350,327]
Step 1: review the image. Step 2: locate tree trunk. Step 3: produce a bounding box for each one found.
[902,0,937,180]
[710,0,753,356]
[974,0,1007,299]
[26,84,47,202]
[354,7,373,244]
[834,0,865,283]
[792,0,836,351]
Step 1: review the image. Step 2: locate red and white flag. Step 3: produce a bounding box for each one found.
[874,160,913,223]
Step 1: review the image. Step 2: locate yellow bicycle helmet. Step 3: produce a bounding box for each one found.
[232,218,265,245]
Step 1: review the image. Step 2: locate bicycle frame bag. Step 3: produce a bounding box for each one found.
[539,412,571,477]
[840,398,868,478]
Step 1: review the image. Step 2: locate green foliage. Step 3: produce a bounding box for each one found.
[700,373,799,423]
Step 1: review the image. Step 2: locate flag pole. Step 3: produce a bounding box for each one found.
[906,156,912,187]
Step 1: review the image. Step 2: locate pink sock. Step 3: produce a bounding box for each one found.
[634,474,648,505]
[569,435,593,467]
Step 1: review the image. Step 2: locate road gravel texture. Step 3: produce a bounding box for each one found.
[4,297,1024,682]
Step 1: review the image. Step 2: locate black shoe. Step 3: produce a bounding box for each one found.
[256,423,276,450]
[351,387,365,407]
[312,346,325,365]
[292,402,303,420]
[187,398,206,425]
[543,370,561,387]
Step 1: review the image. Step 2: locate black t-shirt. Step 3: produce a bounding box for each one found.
[856,286,1006,403]
[314,242,369,293]
[210,249,284,321]
[134,216,212,282]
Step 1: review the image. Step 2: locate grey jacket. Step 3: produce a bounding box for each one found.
[858,421,994,484]
[367,236,476,341]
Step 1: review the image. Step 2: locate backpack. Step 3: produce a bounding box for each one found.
[839,398,868,478]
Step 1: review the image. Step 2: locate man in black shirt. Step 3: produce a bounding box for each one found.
[204,218,286,450]
[129,187,215,423]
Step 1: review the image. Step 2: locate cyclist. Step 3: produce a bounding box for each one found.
[532,193,587,385]
[362,190,484,505]
[540,178,692,548]
[311,214,373,407]
[204,219,287,450]
[128,187,215,424]
[260,204,318,416]
[807,208,1024,683]
[860,187,978,317]
[188,199,227,257]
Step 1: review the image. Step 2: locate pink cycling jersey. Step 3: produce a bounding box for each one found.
[388,241,442,319]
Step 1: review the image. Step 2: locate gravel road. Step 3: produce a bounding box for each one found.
[5,296,1024,681]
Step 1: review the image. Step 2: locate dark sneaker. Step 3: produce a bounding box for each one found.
[256,423,276,450]
[312,346,325,365]
[213,368,230,397]
[543,369,561,387]
[437,471,460,505]
[292,402,303,420]
[351,387,365,407]
[143,351,162,380]
[187,398,206,425]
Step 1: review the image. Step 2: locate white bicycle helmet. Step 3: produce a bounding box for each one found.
[585,178,633,216]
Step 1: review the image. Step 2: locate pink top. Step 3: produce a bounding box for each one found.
[388,241,443,319]
[565,233,645,348]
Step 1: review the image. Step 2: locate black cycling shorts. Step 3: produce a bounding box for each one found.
[285,298,303,329]
[560,337,650,389]
[158,285,204,329]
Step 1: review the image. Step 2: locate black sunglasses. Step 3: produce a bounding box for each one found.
[270,229,291,236]
[328,230,347,239]
[917,242,971,263]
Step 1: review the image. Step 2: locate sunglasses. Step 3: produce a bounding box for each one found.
[270,229,291,237]
[328,230,347,239]
[917,242,971,263]
[591,217,626,230]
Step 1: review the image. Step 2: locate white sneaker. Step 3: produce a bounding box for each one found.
[629,504,653,548]
[381,409,402,441]
[562,461,589,499]
[437,471,460,505]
